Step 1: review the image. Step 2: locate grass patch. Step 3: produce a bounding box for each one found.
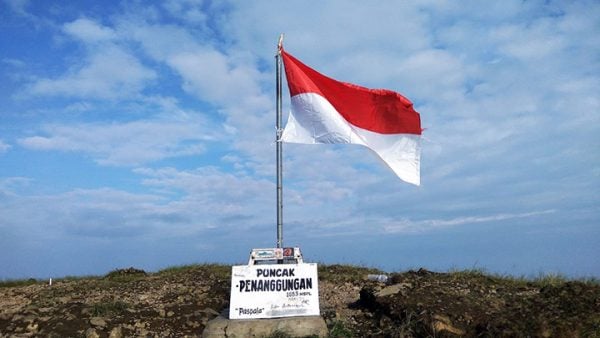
[157,264,203,275]
[203,263,231,279]
[532,272,569,287]
[318,264,383,283]
[91,300,129,316]
[264,330,292,338]
[0,278,39,288]
[1,274,105,288]
[58,275,100,282]
[446,268,600,287]
[328,320,354,338]
[446,267,526,287]
[158,263,231,281]
[104,267,147,282]
[264,330,319,338]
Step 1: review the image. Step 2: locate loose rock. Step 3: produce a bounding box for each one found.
[89,317,107,327]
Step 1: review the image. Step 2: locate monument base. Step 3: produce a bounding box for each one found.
[202,312,328,338]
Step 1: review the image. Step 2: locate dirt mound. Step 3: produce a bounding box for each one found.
[104,267,147,278]
[1,265,598,337]
[351,269,600,337]
[0,265,230,337]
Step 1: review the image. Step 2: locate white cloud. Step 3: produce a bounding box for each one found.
[2,58,26,68]
[28,45,155,99]
[222,1,430,61]
[167,49,262,105]
[24,18,155,99]
[63,18,117,42]
[120,24,198,61]
[3,0,30,15]
[0,177,31,195]
[0,139,11,153]
[113,15,276,164]
[0,167,277,249]
[395,49,466,101]
[135,166,276,232]
[19,118,217,166]
[162,0,207,24]
[127,24,262,99]
[0,187,165,238]
[384,210,557,234]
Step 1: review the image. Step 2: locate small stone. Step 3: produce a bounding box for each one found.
[159,309,166,317]
[202,308,220,316]
[186,320,200,328]
[167,310,175,317]
[108,326,123,338]
[26,322,38,333]
[57,296,70,303]
[432,314,465,336]
[38,307,52,313]
[90,317,107,328]
[122,323,135,330]
[376,283,409,297]
[85,328,100,338]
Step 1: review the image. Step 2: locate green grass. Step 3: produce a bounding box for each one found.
[318,264,383,283]
[263,330,320,338]
[158,263,231,280]
[328,320,354,338]
[203,263,232,279]
[264,330,293,338]
[530,272,582,288]
[103,267,147,283]
[58,274,100,282]
[91,300,129,316]
[157,263,203,275]
[446,268,599,287]
[0,278,39,288]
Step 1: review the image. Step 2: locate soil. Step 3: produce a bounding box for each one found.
[1,264,599,337]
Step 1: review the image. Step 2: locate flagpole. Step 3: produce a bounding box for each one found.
[275,34,284,249]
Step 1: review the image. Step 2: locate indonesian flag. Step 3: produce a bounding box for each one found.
[280,48,422,185]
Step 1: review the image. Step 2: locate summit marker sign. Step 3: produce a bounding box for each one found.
[229,262,319,319]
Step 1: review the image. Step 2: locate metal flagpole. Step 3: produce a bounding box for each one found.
[275,34,284,249]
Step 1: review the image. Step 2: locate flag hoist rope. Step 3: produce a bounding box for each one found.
[275,34,284,249]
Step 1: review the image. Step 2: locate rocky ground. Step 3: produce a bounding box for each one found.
[1,264,599,337]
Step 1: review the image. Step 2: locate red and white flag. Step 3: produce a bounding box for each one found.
[280,48,422,185]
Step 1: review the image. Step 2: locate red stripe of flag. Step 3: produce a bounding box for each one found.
[281,49,421,135]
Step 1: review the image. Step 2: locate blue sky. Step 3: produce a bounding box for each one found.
[1,0,598,279]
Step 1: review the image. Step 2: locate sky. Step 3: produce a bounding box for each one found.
[0,0,598,280]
